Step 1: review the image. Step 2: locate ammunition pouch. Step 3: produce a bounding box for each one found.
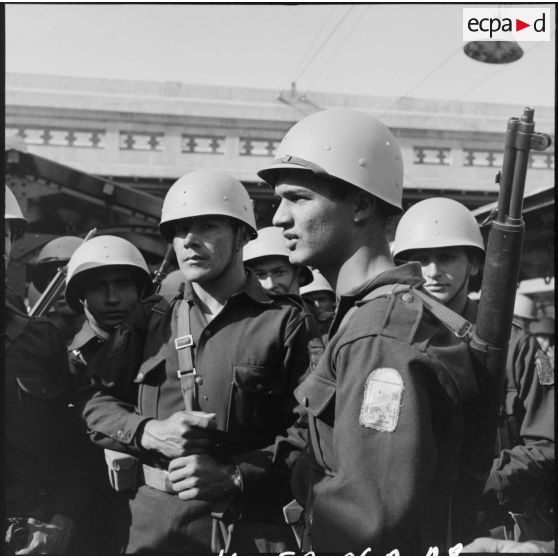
[104,449,139,492]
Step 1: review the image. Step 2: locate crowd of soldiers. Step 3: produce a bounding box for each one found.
[4,107,554,555]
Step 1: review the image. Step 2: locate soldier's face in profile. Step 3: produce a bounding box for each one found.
[83,267,141,330]
[272,171,354,271]
[408,247,476,306]
[250,256,299,295]
[172,216,238,285]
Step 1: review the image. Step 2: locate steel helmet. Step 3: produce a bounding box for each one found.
[65,235,151,312]
[243,226,312,286]
[257,108,404,211]
[300,269,334,296]
[32,236,83,292]
[530,317,555,336]
[158,269,186,296]
[5,185,27,240]
[392,197,485,259]
[513,293,537,321]
[159,170,257,242]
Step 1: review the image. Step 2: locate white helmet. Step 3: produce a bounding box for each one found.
[300,269,335,296]
[5,185,27,240]
[513,293,536,321]
[243,226,312,285]
[393,197,485,259]
[258,108,404,211]
[159,170,257,242]
[65,235,151,312]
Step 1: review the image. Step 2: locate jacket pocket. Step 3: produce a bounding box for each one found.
[134,357,166,418]
[227,365,282,438]
[16,374,64,399]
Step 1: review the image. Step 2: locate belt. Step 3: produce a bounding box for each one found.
[141,464,177,494]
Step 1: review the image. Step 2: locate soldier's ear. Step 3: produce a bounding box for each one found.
[353,191,375,224]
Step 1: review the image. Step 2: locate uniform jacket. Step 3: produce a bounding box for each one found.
[462,301,555,512]
[82,273,316,528]
[288,263,486,555]
[4,301,84,521]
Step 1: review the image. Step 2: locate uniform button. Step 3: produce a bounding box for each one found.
[195,376,204,386]
[203,395,209,401]
[117,429,124,438]
[136,372,144,381]
[401,293,414,303]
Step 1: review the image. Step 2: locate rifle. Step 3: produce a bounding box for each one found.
[152,244,174,294]
[470,107,551,372]
[29,228,97,317]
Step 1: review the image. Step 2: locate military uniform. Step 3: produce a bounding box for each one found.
[4,300,83,550]
[286,263,486,555]
[462,301,555,540]
[82,272,315,554]
[67,320,129,554]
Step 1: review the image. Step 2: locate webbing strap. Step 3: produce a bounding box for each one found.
[411,288,473,340]
[175,299,199,411]
[355,283,473,341]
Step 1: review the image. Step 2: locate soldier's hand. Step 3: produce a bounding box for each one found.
[140,410,217,458]
[15,515,75,555]
[168,454,238,502]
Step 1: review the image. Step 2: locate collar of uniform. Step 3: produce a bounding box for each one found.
[68,320,104,351]
[181,269,273,306]
[339,262,425,303]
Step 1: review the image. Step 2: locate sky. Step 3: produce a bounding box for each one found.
[5,3,556,110]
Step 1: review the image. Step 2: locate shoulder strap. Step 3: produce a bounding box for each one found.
[410,287,473,340]
[349,283,474,341]
[173,299,199,411]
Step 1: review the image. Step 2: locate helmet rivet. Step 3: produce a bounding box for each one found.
[223,196,228,201]
[323,144,331,151]
[386,141,390,146]
[358,158,367,167]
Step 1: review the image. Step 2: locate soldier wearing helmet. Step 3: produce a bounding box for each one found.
[82,170,317,554]
[4,185,82,554]
[300,268,336,337]
[243,226,312,295]
[62,235,152,554]
[27,236,85,340]
[262,109,488,553]
[394,197,555,543]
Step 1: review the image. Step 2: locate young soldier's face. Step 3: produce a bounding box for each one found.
[173,216,237,285]
[272,172,354,270]
[306,291,336,314]
[83,267,140,330]
[250,256,299,295]
[407,247,475,305]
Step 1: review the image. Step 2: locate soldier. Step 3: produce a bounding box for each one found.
[28,235,85,340]
[259,108,488,554]
[63,234,153,553]
[531,317,555,368]
[300,268,336,338]
[4,185,82,554]
[243,225,312,295]
[65,235,153,383]
[81,170,316,554]
[393,196,555,542]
